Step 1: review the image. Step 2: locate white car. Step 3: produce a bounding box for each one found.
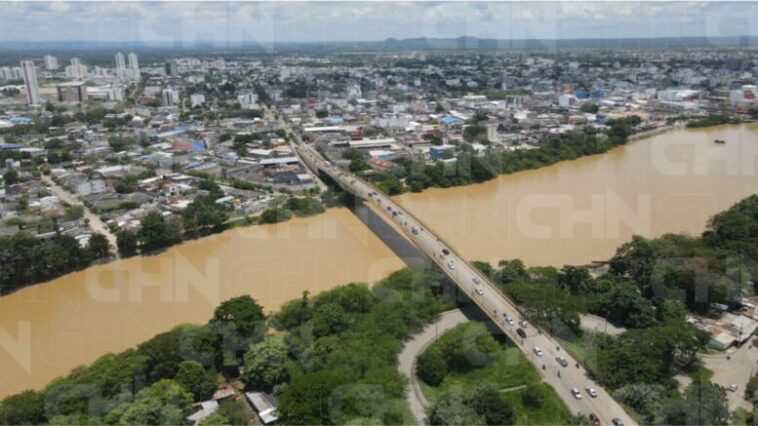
[448,260,455,269]
[504,315,514,326]
[533,347,544,357]
[585,387,598,398]
[571,388,582,399]
[475,287,484,296]
[728,384,739,392]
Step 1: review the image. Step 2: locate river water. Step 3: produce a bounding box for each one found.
[1,124,757,398]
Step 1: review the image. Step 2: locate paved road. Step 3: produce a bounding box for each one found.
[701,342,758,411]
[41,175,119,256]
[296,143,636,426]
[398,309,469,424]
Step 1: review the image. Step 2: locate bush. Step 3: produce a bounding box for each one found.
[417,348,448,386]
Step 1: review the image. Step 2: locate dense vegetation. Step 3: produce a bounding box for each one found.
[356,116,642,194]
[418,322,570,425]
[0,295,265,425]
[0,269,451,425]
[686,115,741,128]
[0,231,111,295]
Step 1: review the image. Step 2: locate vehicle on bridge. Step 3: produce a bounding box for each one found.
[516,328,526,338]
[533,347,543,357]
[571,388,582,399]
[556,356,568,367]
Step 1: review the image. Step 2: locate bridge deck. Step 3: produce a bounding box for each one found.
[296,143,635,426]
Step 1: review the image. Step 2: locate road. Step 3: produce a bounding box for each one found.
[398,309,469,424]
[296,143,636,426]
[701,342,758,411]
[41,175,119,257]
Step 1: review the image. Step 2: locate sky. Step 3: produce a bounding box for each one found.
[0,1,756,44]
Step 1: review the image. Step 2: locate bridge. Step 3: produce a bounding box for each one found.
[295,142,636,426]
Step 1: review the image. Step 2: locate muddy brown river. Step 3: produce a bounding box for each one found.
[1,124,757,398]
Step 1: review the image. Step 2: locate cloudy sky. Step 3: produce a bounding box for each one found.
[0,1,755,44]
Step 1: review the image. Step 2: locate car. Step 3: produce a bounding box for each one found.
[448,260,455,269]
[533,347,543,357]
[472,277,481,284]
[612,418,624,426]
[516,328,527,338]
[555,356,568,367]
[519,320,528,328]
[589,413,600,426]
[728,384,739,392]
[441,248,450,255]
[585,387,598,397]
[504,315,514,325]
[411,227,418,235]
[475,287,484,296]
[571,388,582,399]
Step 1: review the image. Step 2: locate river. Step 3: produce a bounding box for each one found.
[1,124,757,399]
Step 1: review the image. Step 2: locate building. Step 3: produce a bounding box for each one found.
[57,82,88,103]
[20,60,41,105]
[114,52,126,79]
[43,55,59,71]
[166,59,178,78]
[245,392,279,425]
[65,57,88,79]
[190,93,206,108]
[161,88,180,106]
[127,52,140,81]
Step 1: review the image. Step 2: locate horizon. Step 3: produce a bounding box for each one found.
[0,1,756,44]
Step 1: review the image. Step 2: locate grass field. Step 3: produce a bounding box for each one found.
[418,324,571,425]
[501,384,572,425]
[420,345,541,403]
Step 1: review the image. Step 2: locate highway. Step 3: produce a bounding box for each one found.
[295,142,636,426]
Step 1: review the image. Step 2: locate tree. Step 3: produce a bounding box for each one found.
[3,170,19,185]
[242,334,290,390]
[311,302,349,338]
[88,233,111,259]
[208,296,266,372]
[174,360,217,401]
[609,236,655,297]
[137,212,175,252]
[216,400,249,425]
[116,229,138,257]
[682,376,729,426]
[522,383,545,408]
[471,383,515,425]
[0,390,45,425]
[104,379,193,425]
[417,348,448,386]
[428,388,484,426]
[198,411,229,426]
[558,265,592,294]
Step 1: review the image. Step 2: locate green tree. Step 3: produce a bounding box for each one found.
[88,233,111,259]
[3,170,19,185]
[242,334,290,390]
[104,379,193,425]
[216,400,249,425]
[116,229,138,257]
[522,383,545,408]
[174,360,217,401]
[471,383,515,425]
[208,296,266,373]
[311,302,349,338]
[417,348,448,386]
[0,390,45,425]
[198,411,229,426]
[682,376,729,425]
[137,212,175,252]
[558,266,592,294]
[428,388,484,426]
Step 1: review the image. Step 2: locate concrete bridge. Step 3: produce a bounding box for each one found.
[296,142,636,426]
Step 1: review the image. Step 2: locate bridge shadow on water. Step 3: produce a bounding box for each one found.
[349,198,433,270]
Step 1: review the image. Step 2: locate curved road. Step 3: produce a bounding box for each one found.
[399,309,469,424]
[297,143,636,426]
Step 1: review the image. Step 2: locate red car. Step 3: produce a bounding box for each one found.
[589,413,601,426]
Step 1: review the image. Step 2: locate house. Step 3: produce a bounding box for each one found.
[245,392,279,425]
[186,400,219,425]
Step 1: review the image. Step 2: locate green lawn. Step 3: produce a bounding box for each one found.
[420,345,541,403]
[501,384,572,425]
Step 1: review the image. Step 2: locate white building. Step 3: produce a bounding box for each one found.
[114,52,126,79]
[43,55,59,71]
[127,52,140,81]
[161,88,180,106]
[20,60,41,105]
[190,93,206,108]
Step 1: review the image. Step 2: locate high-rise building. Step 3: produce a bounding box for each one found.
[127,52,140,81]
[161,88,180,106]
[0,67,12,81]
[65,57,88,79]
[20,60,41,105]
[114,52,126,79]
[166,59,178,78]
[43,55,59,71]
[57,82,88,103]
